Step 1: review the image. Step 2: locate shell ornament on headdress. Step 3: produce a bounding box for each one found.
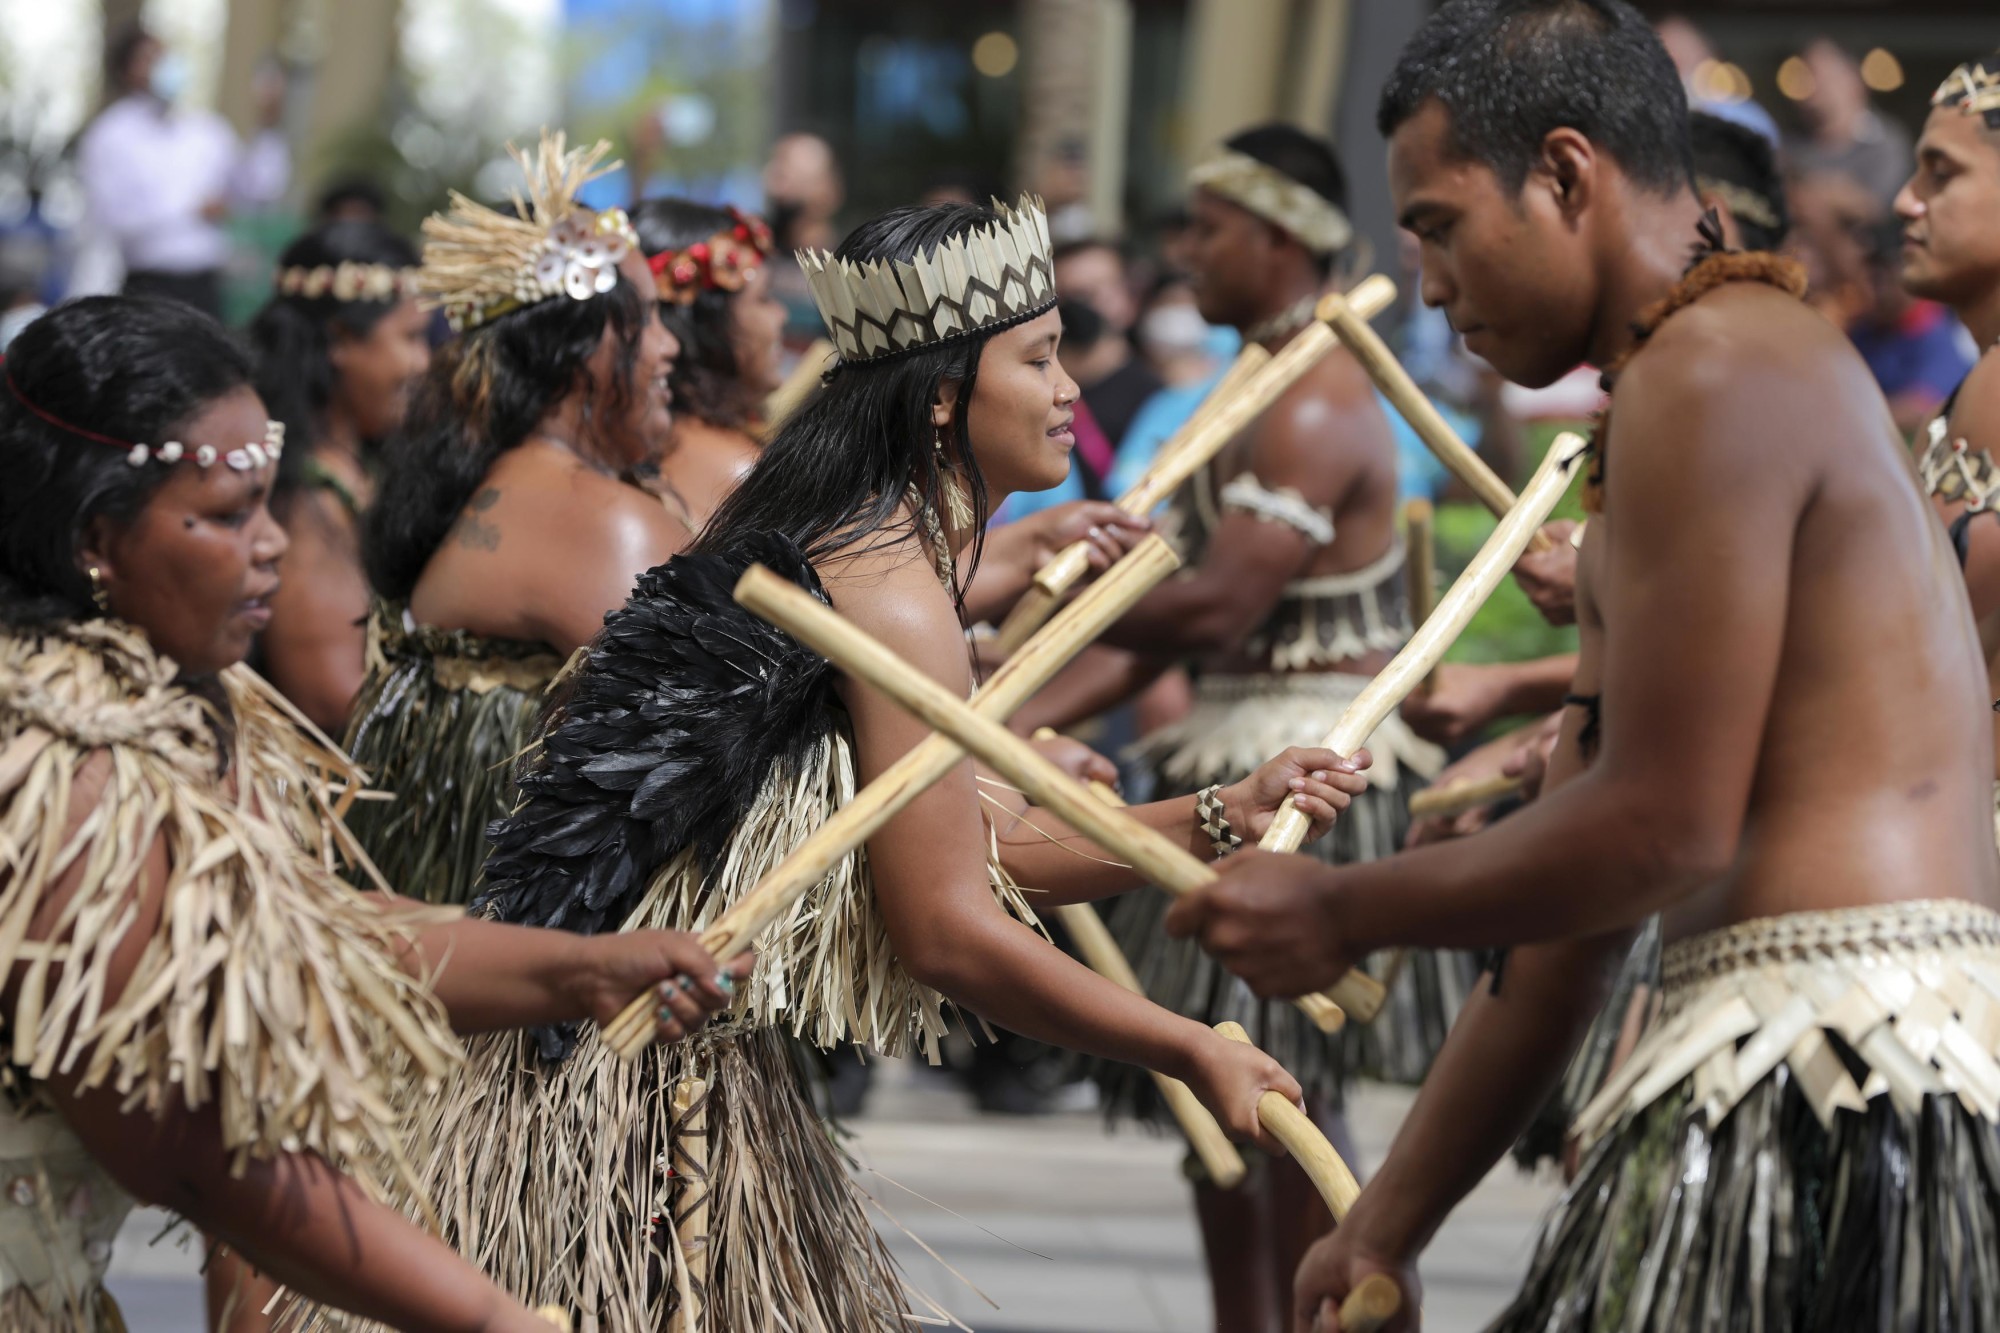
[416,132,642,333]
[799,194,1056,365]
[1935,53,2000,130]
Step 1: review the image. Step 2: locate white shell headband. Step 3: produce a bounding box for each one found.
[4,369,285,471]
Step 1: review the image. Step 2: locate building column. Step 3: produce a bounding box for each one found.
[1016,0,1131,237]
[1180,0,1289,154]
[216,0,287,135]
[297,0,399,193]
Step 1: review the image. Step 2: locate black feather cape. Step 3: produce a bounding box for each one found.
[473,533,843,1053]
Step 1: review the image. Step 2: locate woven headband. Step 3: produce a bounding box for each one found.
[1188,150,1353,256]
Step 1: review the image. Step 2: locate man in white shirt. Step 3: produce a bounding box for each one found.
[76,24,288,320]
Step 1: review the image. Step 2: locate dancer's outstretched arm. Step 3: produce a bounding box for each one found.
[53,1078,554,1333]
[823,529,1313,1151]
[379,907,750,1038]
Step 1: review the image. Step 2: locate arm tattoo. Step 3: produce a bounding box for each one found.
[453,487,502,552]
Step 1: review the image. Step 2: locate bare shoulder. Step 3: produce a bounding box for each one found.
[816,513,968,679]
[479,444,686,564]
[1612,283,1887,493]
[1953,346,2000,445]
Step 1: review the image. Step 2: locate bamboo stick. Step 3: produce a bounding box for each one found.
[1256,433,1587,860]
[995,274,1398,652]
[733,566,1365,1034]
[1321,294,1551,554]
[759,338,835,438]
[603,535,1185,1057]
[1333,1274,1405,1333]
[1032,730,1248,1188]
[1403,498,1438,696]
[1211,1021,1361,1217]
[1406,773,1526,821]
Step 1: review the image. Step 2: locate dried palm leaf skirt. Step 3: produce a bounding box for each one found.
[1097,671,1465,1126]
[314,731,1033,1332]
[1490,899,2000,1332]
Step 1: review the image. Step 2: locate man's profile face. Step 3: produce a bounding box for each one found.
[1387,100,1597,388]
[1184,188,1277,329]
[1897,105,2000,308]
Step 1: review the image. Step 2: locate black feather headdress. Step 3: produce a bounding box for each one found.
[474,532,842,940]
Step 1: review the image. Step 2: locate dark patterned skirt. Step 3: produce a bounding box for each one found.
[1491,899,2000,1332]
[1094,671,1473,1125]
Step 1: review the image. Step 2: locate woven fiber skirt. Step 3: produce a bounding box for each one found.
[1095,671,1468,1125]
[1490,898,2000,1332]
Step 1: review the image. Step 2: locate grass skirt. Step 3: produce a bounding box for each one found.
[1491,899,2000,1331]
[1094,671,1467,1124]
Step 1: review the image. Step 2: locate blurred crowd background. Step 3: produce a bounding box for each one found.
[1,1,1990,682]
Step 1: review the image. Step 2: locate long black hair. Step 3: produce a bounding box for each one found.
[363,251,651,602]
[631,197,758,431]
[0,296,253,629]
[244,219,419,504]
[695,202,1028,613]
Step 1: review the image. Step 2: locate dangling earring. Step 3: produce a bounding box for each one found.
[87,566,110,614]
[934,423,976,535]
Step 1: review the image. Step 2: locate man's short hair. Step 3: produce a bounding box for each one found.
[1377,0,1694,198]
[1052,238,1126,270]
[1689,110,1788,252]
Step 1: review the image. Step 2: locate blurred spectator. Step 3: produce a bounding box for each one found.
[1655,14,1780,143]
[1790,169,1880,330]
[919,169,1005,210]
[0,232,53,351]
[1848,217,1975,436]
[316,176,389,226]
[75,23,289,320]
[1785,38,1914,206]
[762,132,846,348]
[1134,273,1228,387]
[1053,239,1161,454]
[1690,109,1790,252]
[1036,138,1096,244]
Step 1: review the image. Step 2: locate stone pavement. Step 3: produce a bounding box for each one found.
[105,1061,1557,1331]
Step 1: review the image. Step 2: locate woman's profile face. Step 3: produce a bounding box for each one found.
[956,308,1078,499]
[83,386,289,676]
[728,264,787,400]
[590,249,682,471]
[331,299,432,441]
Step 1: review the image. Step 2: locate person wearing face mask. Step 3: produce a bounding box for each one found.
[0,294,742,1333]
[353,195,1362,1331]
[339,135,688,911]
[243,221,431,738]
[1052,239,1163,464]
[74,23,288,319]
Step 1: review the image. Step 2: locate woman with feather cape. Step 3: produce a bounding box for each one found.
[354,197,1370,1330]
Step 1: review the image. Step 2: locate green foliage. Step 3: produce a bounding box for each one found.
[1433,422,1588,666]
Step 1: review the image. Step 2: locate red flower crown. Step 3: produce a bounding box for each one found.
[646,207,774,305]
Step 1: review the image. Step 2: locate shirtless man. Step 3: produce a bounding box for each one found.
[1902,53,2000,833]
[1165,5,2000,1327]
[1072,122,1451,1333]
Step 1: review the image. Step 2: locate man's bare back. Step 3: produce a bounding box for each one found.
[1582,279,1998,940]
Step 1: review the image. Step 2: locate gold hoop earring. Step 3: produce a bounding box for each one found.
[87,566,110,613]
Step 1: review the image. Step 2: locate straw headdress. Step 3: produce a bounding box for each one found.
[416,131,640,332]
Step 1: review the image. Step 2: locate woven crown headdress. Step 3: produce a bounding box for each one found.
[799,194,1055,364]
[1935,53,2000,130]
[416,132,640,332]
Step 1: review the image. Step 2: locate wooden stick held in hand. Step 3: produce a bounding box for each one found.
[1210,1021,1361,1217]
[603,537,1186,1058]
[1256,434,1588,861]
[1330,1275,1405,1333]
[1407,773,1526,821]
[1031,729,1249,1188]
[995,275,1398,652]
[1321,294,1550,554]
[734,566,1376,1032]
[1403,498,1438,696]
